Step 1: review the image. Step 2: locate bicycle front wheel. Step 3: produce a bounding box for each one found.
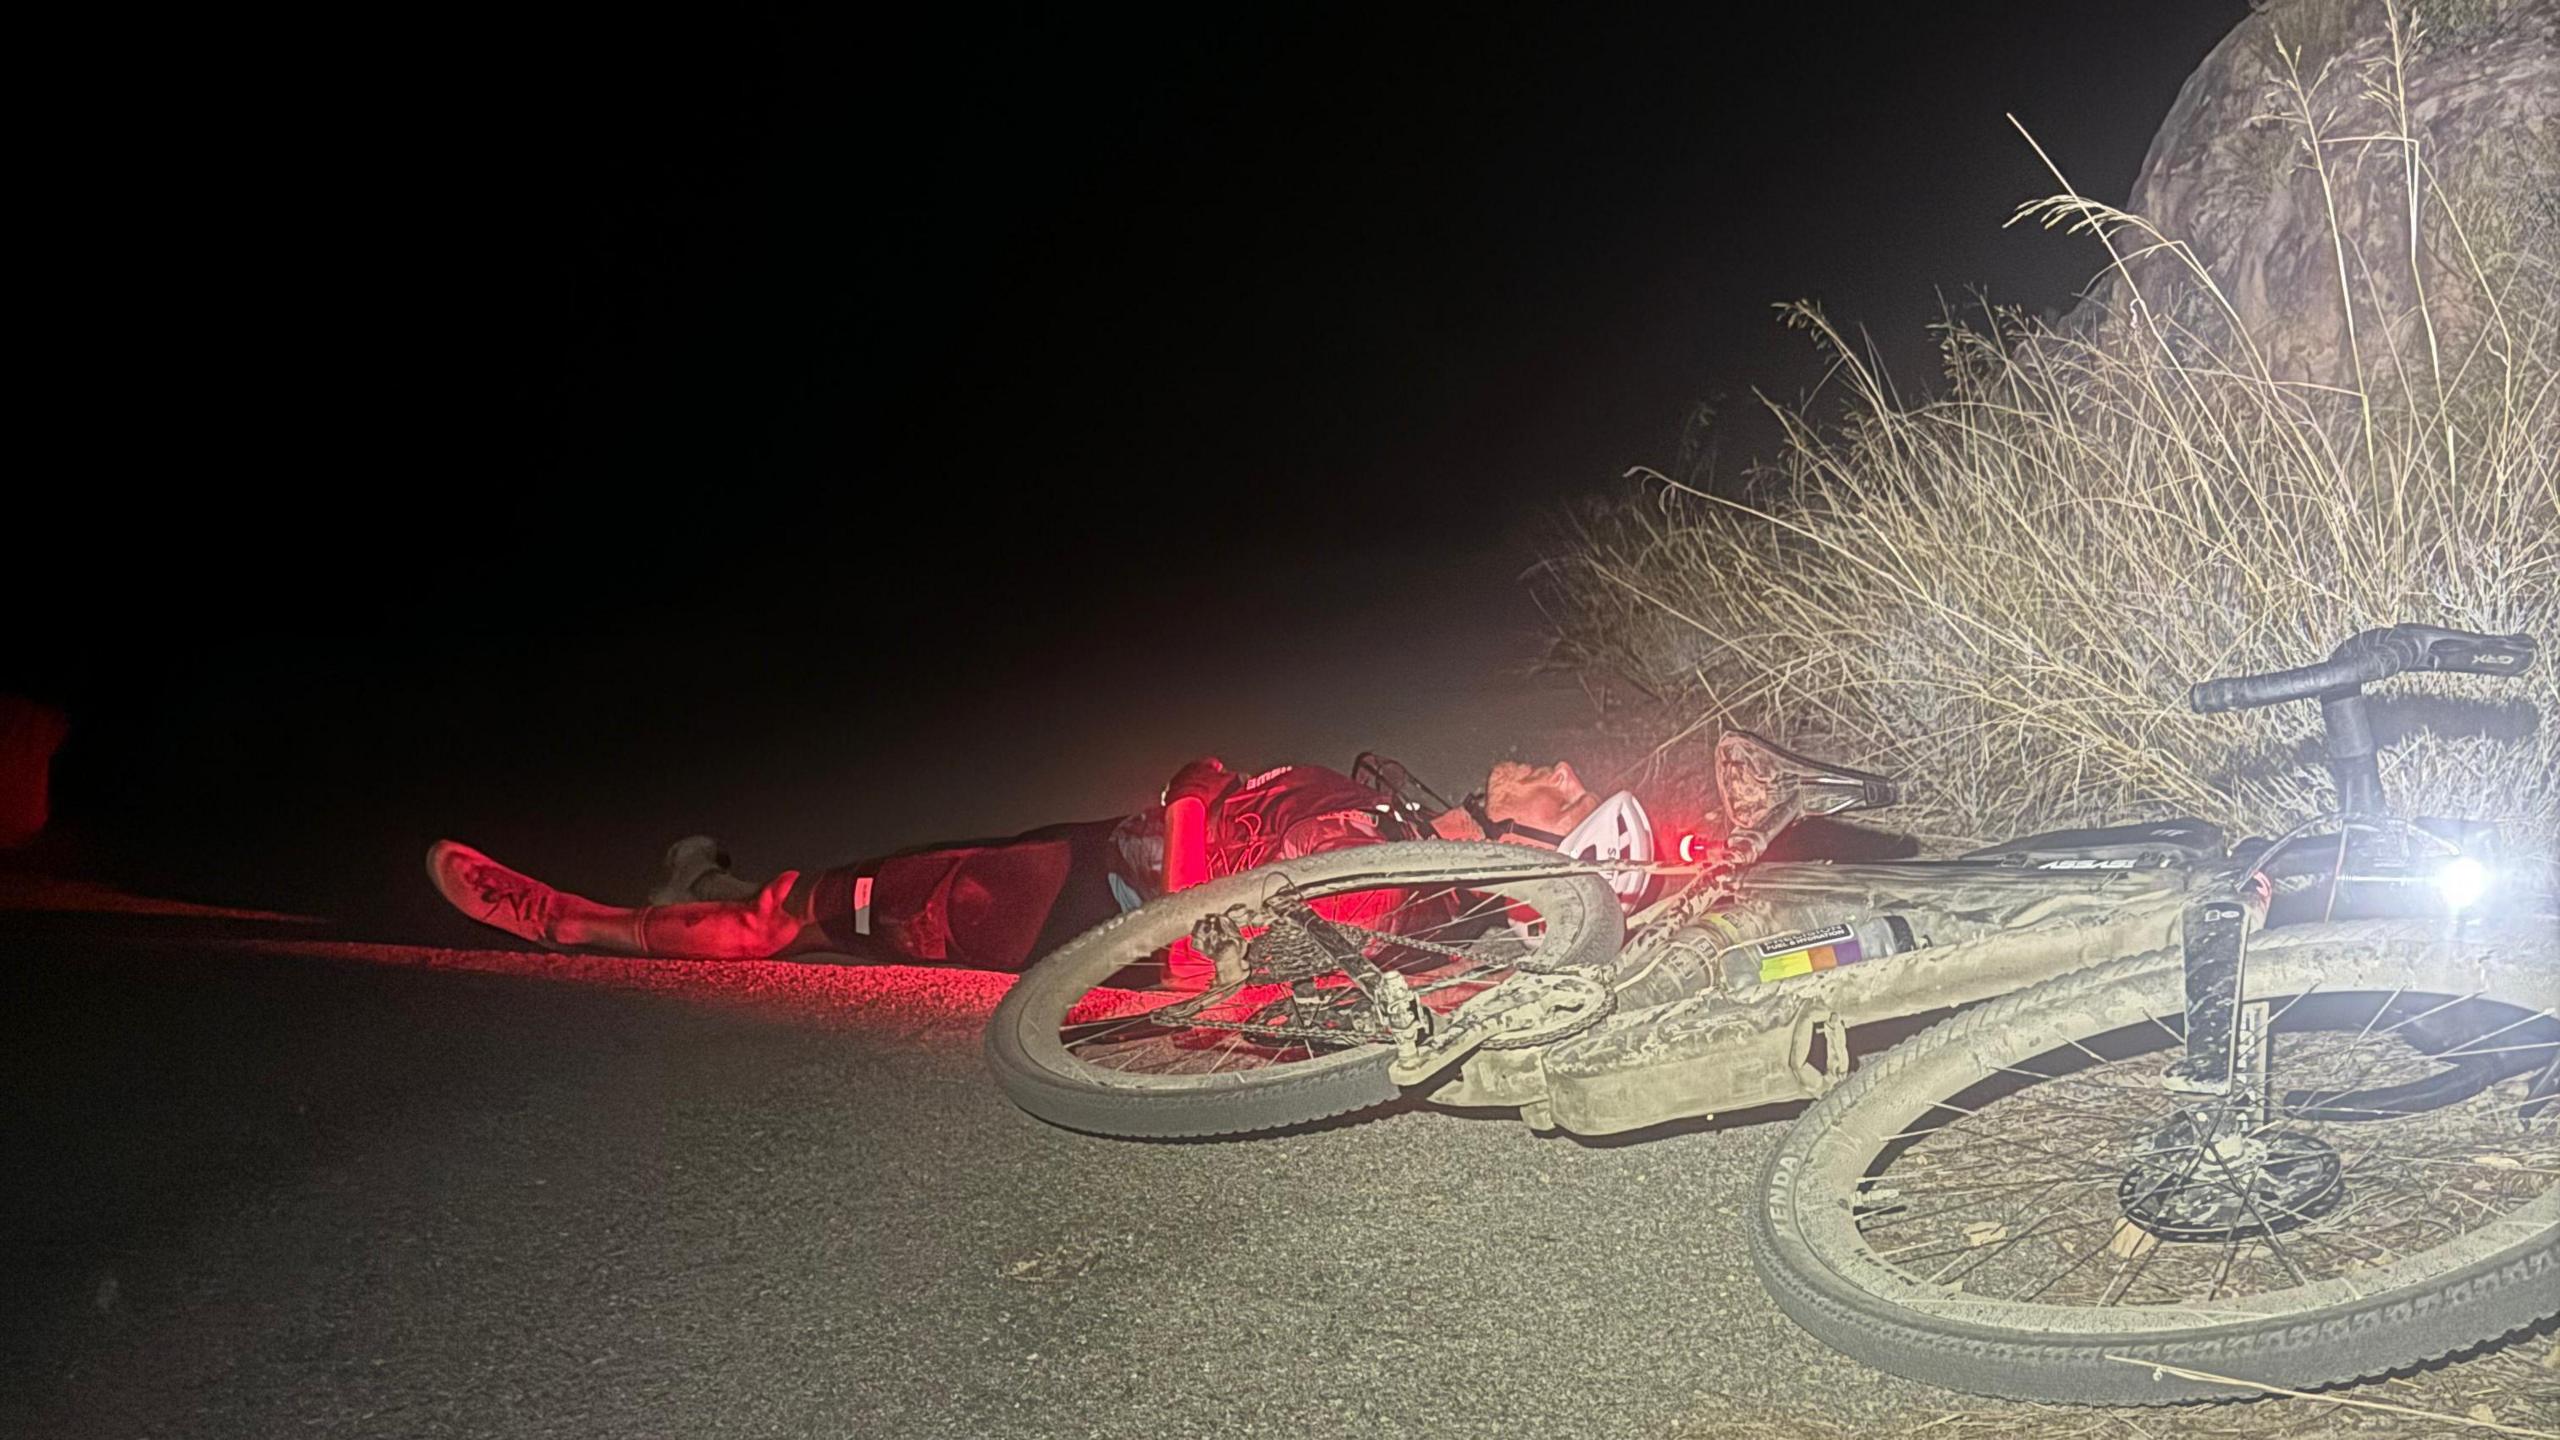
[1750,916,2560,1405]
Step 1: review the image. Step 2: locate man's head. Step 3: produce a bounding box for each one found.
[1420,759,1596,845]
[1486,759,1598,839]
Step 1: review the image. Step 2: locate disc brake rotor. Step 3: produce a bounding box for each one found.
[2118,1114,2346,1242]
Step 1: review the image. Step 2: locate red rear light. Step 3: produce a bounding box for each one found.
[1674,831,1728,864]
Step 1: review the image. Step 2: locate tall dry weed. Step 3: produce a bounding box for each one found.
[1549,12,2558,871]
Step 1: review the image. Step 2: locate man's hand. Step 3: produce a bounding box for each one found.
[1429,808,1487,842]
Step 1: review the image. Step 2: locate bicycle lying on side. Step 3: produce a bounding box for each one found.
[984,623,2557,1405]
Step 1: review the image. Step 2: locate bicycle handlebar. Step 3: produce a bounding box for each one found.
[2189,625,2537,713]
[2189,650,2397,713]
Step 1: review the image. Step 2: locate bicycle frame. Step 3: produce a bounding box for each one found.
[1430,855,2201,1134]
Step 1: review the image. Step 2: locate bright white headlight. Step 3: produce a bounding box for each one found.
[2436,855,2491,911]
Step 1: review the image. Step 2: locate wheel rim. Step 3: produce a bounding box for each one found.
[1788,958,2560,1332]
[1030,866,1590,1089]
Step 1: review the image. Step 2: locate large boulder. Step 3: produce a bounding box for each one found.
[2076,0,2556,387]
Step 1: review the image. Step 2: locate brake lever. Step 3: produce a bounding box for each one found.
[2386,625,2536,678]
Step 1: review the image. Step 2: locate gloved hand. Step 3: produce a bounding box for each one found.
[1162,755,1233,807]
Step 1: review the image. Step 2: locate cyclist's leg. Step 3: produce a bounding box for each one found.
[595,871,811,958]
[789,818,1131,970]
[434,816,1133,965]
[429,839,814,959]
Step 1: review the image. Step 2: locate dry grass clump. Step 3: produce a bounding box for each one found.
[1548,44,2558,869]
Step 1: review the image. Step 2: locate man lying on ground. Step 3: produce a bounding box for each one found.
[427,757,1607,968]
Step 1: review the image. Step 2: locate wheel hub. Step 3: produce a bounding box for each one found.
[2117,1114,2345,1242]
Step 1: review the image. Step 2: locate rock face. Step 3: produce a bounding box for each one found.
[2078,0,2556,387]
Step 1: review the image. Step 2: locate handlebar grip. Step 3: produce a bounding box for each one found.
[2189,651,2393,713]
[2186,675,2261,714]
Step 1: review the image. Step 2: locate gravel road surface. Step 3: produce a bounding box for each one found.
[4,930,2551,1439]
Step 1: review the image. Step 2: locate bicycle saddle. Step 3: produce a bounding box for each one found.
[1715,731,1898,860]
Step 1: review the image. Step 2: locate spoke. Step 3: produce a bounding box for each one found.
[2203,1238,2248,1303]
[1872,1168,2127,1206]
[1973,1066,2186,1140]
[2017,1214,2144,1302]
[1204,1030,1249,1075]
[1907,1211,2126,1278]
[1064,1011,1184,1050]
[2257,981,2328,1032]
[1095,1043,1154,1073]
[1924,1151,2182,1290]
[2426,1039,2560,1061]
[2430,1005,2557,1059]
[2287,1088,2560,1125]
[2062,1034,2117,1068]
[2138,1009,2187,1050]
[1330,881,1512,946]
[2085,1125,2218,1305]
[1062,981,1248,1039]
[1361,885,1467,936]
[2101,1212,2174,1306]
[1893,1115,2217,1185]
[1863,1173,2125,1233]
[2306,989,2485,1119]
[2192,1147,2311,1287]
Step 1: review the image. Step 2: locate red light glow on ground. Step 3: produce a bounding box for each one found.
[0,874,322,923]
[215,937,1145,1039]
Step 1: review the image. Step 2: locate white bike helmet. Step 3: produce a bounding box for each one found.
[1556,789,1654,901]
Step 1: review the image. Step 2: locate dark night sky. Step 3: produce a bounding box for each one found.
[20,3,2250,918]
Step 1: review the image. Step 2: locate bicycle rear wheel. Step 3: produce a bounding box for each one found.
[984,841,1622,1138]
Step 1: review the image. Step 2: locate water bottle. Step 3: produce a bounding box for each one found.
[1722,914,1916,988]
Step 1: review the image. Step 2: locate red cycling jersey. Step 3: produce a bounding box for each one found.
[811,759,1407,971]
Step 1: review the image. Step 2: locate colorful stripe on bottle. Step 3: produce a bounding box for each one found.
[1753,922,1866,983]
